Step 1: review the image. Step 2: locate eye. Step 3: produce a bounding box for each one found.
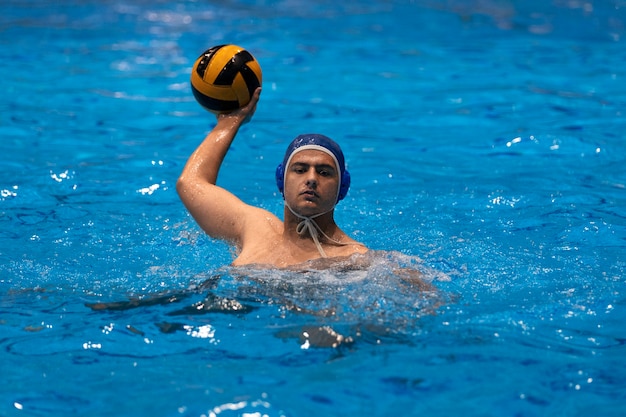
[317,165,336,177]
[292,165,307,174]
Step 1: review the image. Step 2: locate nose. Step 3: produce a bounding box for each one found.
[305,169,318,188]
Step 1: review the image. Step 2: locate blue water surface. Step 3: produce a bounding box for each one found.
[1,0,626,416]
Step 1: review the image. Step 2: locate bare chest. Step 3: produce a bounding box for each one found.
[233,234,364,267]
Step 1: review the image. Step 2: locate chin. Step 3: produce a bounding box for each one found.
[295,206,319,216]
[302,205,334,217]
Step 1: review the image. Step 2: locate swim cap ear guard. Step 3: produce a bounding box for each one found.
[276,134,351,202]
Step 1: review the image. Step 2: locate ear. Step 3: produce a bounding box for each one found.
[337,170,351,201]
[275,163,285,196]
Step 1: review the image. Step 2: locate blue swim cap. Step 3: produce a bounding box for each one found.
[276,134,351,202]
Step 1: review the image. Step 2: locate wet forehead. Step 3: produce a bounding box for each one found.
[288,149,337,168]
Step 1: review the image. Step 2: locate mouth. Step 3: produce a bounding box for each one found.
[300,190,319,199]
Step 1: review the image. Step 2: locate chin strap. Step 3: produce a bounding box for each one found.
[285,203,349,258]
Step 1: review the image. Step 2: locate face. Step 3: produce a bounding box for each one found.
[283,149,340,217]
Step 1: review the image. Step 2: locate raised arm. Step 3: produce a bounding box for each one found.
[176,88,261,244]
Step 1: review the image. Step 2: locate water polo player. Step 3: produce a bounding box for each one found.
[177,88,368,267]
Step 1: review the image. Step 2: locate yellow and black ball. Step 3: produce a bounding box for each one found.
[190,44,262,114]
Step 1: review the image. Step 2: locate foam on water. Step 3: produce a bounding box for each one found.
[2,0,626,416]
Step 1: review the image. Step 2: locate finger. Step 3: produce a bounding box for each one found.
[246,87,261,109]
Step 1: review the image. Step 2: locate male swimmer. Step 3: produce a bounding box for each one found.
[88,88,435,349]
[177,88,368,268]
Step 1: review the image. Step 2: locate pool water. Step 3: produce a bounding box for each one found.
[2,0,625,416]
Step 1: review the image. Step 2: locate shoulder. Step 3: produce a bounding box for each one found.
[240,206,283,239]
[336,228,367,251]
[232,207,284,265]
[337,241,369,257]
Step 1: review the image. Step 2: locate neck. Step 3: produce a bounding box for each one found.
[284,204,336,235]
[283,203,339,257]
